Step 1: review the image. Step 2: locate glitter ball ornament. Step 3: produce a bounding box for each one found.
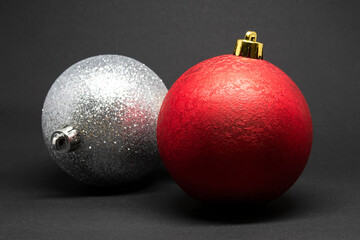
[42,55,168,186]
[157,31,313,203]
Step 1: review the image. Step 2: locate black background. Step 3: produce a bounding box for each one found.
[1,0,360,239]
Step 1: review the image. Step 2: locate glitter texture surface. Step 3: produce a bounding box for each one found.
[42,55,168,186]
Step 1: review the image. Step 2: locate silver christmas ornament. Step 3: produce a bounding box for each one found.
[42,55,168,186]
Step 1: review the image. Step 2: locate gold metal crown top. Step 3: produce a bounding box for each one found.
[233,31,263,59]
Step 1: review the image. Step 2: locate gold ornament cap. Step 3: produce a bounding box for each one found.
[233,31,263,59]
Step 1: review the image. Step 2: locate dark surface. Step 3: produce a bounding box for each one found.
[1,0,359,239]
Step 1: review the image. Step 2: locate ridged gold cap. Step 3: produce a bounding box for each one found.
[233,31,263,59]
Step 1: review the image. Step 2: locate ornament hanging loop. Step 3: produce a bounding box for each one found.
[245,31,257,42]
[233,31,263,59]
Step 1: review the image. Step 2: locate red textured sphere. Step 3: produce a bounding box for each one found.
[157,54,313,203]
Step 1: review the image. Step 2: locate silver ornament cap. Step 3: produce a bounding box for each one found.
[51,126,80,153]
[42,55,168,186]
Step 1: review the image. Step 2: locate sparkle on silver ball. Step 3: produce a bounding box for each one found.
[42,55,168,186]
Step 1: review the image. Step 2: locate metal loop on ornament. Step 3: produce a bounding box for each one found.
[244,31,257,42]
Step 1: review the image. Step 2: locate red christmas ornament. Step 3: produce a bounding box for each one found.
[157,31,313,203]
